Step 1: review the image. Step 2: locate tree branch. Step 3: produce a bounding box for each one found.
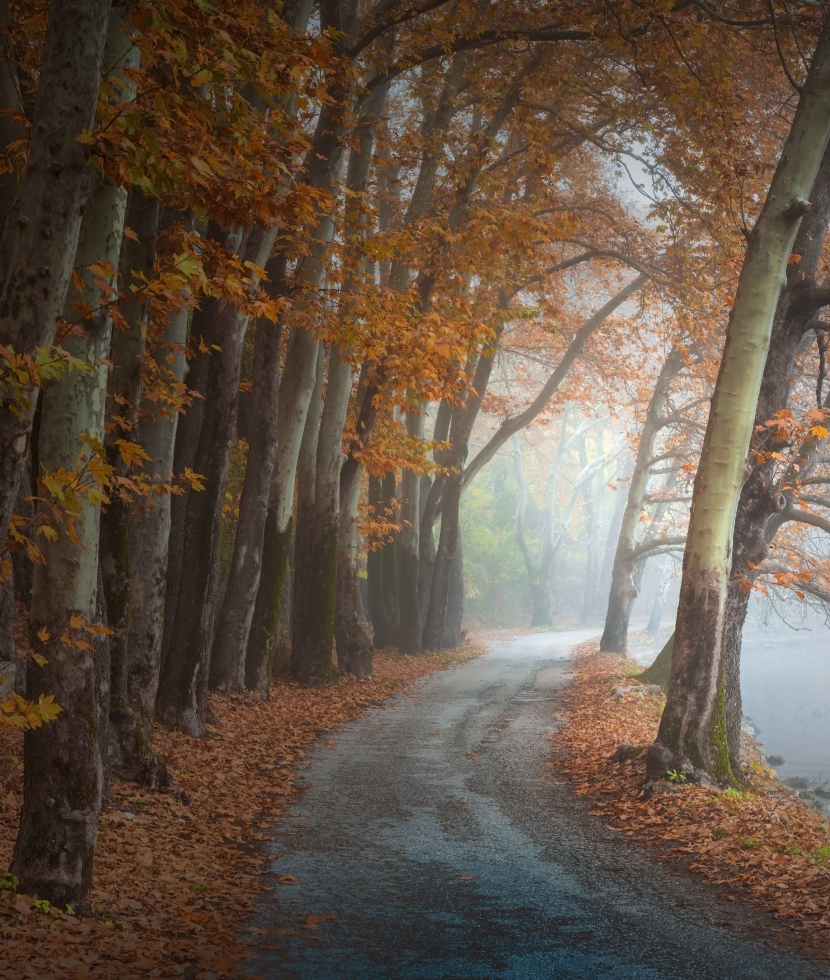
[460,272,650,491]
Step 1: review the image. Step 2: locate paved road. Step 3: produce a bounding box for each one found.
[254,630,829,979]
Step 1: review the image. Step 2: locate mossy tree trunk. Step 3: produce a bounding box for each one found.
[639,632,674,690]
[12,7,133,909]
[648,26,830,786]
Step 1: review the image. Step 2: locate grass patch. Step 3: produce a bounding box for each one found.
[809,845,830,865]
[723,788,756,802]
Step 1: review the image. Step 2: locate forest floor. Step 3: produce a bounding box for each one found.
[0,643,481,980]
[552,637,830,961]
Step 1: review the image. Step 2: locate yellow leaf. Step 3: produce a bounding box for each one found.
[69,615,84,630]
[37,626,50,643]
[31,653,47,666]
[35,695,62,724]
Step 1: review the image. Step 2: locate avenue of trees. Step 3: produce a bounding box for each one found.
[1,0,830,912]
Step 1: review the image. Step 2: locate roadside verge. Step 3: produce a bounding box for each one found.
[0,645,481,980]
[550,638,830,960]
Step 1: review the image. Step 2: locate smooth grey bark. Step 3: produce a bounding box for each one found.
[399,407,424,653]
[291,345,334,684]
[598,456,633,617]
[101,190,160,776]
[119,287,191,784]
[579,425,604,624]
[367,473,397,648]
[418,401,451,625]
[442,533,464,647]
[291,78,388,681]
[335,473,373,676]
[12,6,134,908]
[720,140,830,774]
[0,0,111,567]
[601,349,683,654]
[649,20,830,786]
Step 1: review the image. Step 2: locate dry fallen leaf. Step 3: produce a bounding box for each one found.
[300,913,335,929]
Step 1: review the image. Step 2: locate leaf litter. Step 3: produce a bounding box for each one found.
[551,638,830,961]
[0,645,481,979]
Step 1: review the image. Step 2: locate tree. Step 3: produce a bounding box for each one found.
[0,0,111,561]
[11,5,134,912]
[648,14,830,786]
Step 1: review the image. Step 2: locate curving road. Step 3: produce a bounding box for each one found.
[254,629,829,979]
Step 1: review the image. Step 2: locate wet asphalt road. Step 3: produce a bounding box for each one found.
[254,630,829,979]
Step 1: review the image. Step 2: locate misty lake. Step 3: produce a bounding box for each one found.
[741,630,830,784]
[631,626,830,786]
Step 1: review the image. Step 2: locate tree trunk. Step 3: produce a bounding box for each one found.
[12,4,134,900]
[335,472,373,676]
[423,473,461,650]
[649,26,830,786]
[208,0,315,691]
[579,426,603,624]
[598,456,633,617]
[244,1,357,683]
[209,259,284,692]
[158,224,275,733]
[399,409,424,654]
[442,534,464,647]
[0,559,15,681]
[161,227,238,676]
[101,190,159,775]
[11,465,34,608]
[291,344,337,685]
[418,403,451,626]
[0,0,25,234]
[116,298,190,785]
[639,632,675,690]
[512,434,551,627]
[418,473,435,627]
[601,349,683,654]
[291,76,387,679]
[367,473,396,648]
[381,471,400,630]
[0,0,111,557]
[646,587,664,640]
